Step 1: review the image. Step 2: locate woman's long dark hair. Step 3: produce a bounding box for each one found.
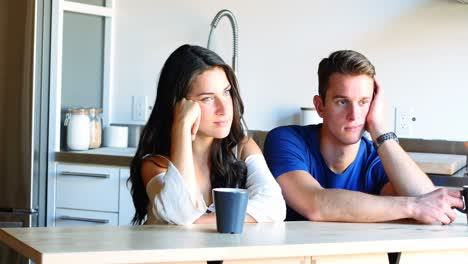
[128,44,247,225]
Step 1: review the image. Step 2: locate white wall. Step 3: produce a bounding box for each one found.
[111,0,468,141]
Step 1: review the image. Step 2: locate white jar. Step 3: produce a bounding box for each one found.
[300,107,322,125]
[65,109,90,150]
[103,126,128,148]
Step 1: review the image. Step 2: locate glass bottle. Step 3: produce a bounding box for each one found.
[88,108,102,149]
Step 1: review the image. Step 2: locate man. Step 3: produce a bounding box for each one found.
[264,50,463,224]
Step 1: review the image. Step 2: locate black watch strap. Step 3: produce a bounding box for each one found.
[374,132,399,150]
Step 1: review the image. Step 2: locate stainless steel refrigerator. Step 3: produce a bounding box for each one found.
[0,0,50,263]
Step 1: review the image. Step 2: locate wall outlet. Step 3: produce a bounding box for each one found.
[146,105,153,119]
[394,107,415,137]
[132,96,147,121]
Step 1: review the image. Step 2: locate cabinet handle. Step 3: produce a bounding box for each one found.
[0,207,38,215]
[60,171,110,179]
[58,215,110,224]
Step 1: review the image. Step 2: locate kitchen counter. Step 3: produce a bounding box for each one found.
[55,148,468,187]
[2,216,468,264]
[55,147,136,167]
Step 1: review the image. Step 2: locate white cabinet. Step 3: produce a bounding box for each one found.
[54,163,134,227]
[118,168,134,226]
[56,164,119,212]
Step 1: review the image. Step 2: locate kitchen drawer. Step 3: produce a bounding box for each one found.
[56,163,119,212]
[55,208,118,227]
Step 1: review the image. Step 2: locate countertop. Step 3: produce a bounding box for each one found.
[2,217,468,264]
[55,147,468,187]
[55,147,136,167]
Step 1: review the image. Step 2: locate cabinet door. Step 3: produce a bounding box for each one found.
[56,163,119,212]
[55,208,118,227]
[119,168,135,226]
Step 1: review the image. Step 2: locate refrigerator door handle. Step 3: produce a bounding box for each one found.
[58,215,109,224]
[0,207,38,215]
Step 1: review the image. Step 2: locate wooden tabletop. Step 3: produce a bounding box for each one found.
[2,218,468,264]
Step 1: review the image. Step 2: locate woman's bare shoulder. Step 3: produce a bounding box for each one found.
[141,155,170,186]
[239,136,262,161]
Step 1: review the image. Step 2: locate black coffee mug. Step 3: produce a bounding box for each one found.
[455,186,468,222]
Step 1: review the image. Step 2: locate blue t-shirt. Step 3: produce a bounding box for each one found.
[263,124,389,221]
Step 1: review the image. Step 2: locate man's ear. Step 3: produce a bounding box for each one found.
[313,95,325,118]
[373,79,377,99]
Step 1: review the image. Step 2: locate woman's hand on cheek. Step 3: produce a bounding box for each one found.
[173,98,201,140]
[191,109,200,141]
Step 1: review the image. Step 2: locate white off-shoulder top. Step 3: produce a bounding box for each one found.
[145,154,286,225]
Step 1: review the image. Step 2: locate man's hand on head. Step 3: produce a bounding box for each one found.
[366,79,389,140]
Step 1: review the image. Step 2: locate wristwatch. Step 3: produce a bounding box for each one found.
[373,132,399,150]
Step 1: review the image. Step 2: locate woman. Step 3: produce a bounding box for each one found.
[128,44,285,225]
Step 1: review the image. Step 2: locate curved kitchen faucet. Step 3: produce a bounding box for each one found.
[207,9,238,72]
